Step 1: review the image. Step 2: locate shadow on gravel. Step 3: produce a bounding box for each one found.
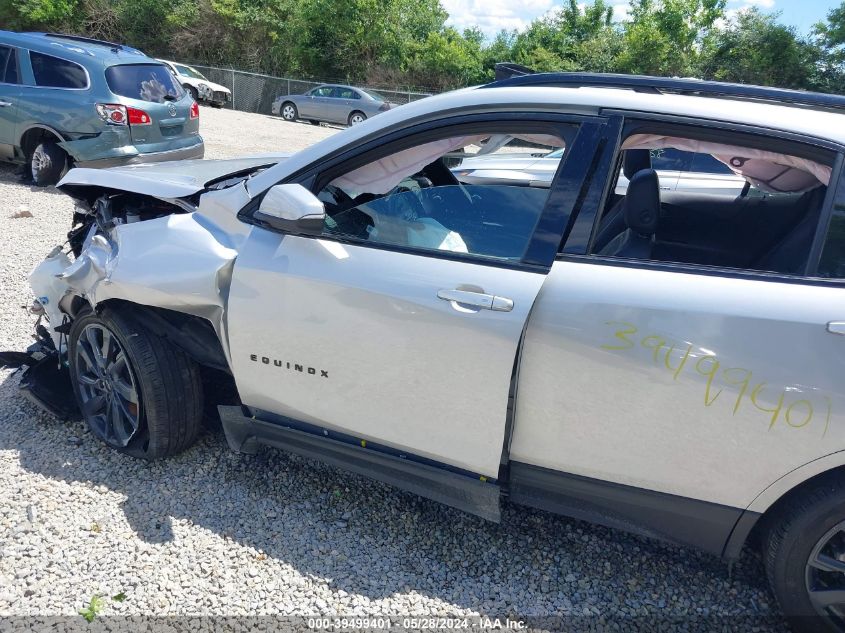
[0,369,788,627]
[0,163,67,198]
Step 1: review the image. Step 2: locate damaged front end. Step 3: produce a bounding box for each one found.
[1,159,263,419]
[0,285,79,420]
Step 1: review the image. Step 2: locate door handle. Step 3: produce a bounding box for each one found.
[0,101,12,107]
[437,289,514,312]
[827,321,845,335]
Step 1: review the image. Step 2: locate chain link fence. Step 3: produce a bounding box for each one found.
[188,64,434,115]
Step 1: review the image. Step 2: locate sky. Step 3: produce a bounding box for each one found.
[441,0,842,38]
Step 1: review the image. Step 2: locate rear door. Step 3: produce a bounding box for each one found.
[0,45,21,160]
[513,122,845,523]
[104,63,197,150]
[227,114,619,480]
[330,87,359,122]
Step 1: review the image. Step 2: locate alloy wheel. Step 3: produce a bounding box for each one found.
[73,323,141,448]
[806,521,845,630]
[282,105,295,120]
[350,113,365,125]
[30,146,49,180]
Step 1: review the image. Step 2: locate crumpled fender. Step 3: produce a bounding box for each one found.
[58,129,136,162]
[34,183,254,371]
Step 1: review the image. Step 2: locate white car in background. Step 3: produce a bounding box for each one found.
[158,59,232,107]
[454,146,748,195]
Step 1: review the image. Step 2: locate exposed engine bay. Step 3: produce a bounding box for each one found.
[0,156,276,419]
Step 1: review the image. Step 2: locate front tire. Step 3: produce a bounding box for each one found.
[69,308,203,460]
[30,142,66,186]
[185,85,199,102]
[281,102,298,121]
[764,474,845,632]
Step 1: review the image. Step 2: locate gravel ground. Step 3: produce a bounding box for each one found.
[0,106,788,630]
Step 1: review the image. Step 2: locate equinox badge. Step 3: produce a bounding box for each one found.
[250,354,328,378]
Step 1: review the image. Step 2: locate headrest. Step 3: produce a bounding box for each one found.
[624,170,660,235]
[623,149,652,180]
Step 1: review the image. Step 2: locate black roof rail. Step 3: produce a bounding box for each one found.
[484,66,845,112]
[40,33,141,54]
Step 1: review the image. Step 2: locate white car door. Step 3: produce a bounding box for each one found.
[226,115,618,479]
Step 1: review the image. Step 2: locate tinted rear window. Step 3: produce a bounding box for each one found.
[650,148,691,171]
[689,152,736,175]
[0,46,17,84]
[30,51,87,88]
[105,64,184,102]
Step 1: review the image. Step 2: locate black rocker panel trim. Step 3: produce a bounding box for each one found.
[508,461,760,558]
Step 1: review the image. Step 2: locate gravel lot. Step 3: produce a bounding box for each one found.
[0,106,788,629]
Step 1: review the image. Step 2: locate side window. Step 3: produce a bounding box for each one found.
[650,149,691,171]
[818,184,845,278]
[0,46,17,84]
[30,51,87,89]
[311,87,332,97]
[689,152,737,175]
[594,132,832,276]
[335,88,358,99]
[316,128,573,262]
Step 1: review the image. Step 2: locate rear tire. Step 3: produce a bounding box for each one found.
[348,111,366,126]
[30,141,66,186]
[281,101,297,121]
[68,308,203,460]
[309,119,320,126]
[764,473,845,633]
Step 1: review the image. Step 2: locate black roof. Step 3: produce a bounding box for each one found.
[484,64,845,112]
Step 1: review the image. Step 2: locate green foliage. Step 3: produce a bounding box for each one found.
[0,0,842,94]
[701,8,816,89]
[78,595,104,622]
[618,0,726,76]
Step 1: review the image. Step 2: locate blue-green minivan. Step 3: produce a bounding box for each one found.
[0,31,204,185]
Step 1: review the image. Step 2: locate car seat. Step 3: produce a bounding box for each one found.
[753,186,828,274]
[599,169,661,260]
[594,150,653,253]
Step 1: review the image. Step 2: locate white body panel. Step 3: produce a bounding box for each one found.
[227,229,546,477]
[513,259,845,508]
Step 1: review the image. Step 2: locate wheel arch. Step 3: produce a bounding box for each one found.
[723,453,845,559]
[95,299,232,376]
[18,124,67,158]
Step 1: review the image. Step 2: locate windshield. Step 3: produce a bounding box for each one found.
[360,88,388,102]
[175,64,207,80]
[106,64,184,102]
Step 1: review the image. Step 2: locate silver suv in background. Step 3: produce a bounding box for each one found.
[272,84,399,126]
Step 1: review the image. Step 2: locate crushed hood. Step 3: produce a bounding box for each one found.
[57,154,291,200]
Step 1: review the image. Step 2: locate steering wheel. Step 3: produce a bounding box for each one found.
[385,184,428,221]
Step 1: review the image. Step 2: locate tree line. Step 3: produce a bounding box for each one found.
[1,0,844,94]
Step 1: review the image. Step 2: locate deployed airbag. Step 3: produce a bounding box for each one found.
[622,134,830,193]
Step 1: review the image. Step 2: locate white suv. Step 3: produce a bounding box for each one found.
[4,70,845,632]
[158,59,231,107]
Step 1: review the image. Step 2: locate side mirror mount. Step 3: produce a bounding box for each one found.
[254,184,326,236]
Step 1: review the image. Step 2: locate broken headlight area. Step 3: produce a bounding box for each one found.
[68,192,191,256]
[2,191,189,420]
